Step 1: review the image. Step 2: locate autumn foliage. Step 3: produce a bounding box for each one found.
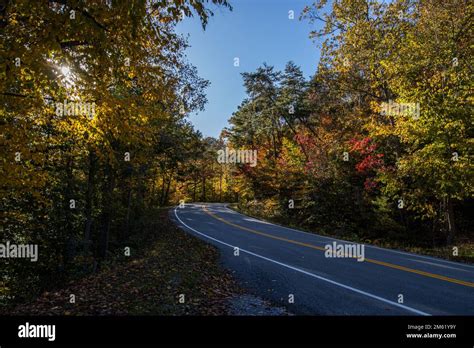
[225,0,473,256]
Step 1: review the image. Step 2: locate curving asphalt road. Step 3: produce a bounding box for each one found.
[171,203,474,315]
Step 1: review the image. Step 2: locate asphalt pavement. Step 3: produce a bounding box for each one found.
[171,203,474,315]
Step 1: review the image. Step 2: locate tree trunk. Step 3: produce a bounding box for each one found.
[84,150,96,253]
[124,184,132,239]
[63,154,75,266]
[160,176,166,206]
[163,174,172,205]
[201,176,206,201]
[446,197,456,245]
[99,162,114,261]
[219,171,223,202]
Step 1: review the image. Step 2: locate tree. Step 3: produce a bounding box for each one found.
[1,0,231,303]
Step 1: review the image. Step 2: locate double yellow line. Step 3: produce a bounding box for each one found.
[203,206,474,288]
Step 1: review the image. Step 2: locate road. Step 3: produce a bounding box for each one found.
[171,203,474,315]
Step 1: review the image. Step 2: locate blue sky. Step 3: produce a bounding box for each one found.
[176,0,323,138]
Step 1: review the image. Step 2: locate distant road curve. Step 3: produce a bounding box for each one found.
[171,203,474,315]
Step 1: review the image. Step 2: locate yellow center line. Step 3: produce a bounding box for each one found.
[203,206,474,288]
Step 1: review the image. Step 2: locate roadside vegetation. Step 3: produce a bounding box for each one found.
[3,208,241,315]
[229,204,473,264]
[222,0,473,263]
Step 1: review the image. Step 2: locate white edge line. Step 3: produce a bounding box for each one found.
[221,205,474,270]
[173,206,430,316]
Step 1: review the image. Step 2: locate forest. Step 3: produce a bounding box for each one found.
[1,0,473,309]
[223,0,473,259]
[1,0,233,305]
